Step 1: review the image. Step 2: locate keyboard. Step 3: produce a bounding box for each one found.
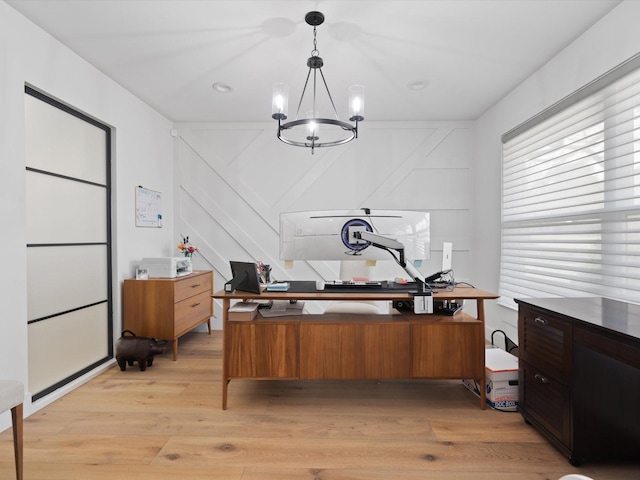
[323,280,383,289]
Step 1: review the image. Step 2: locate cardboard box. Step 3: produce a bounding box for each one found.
[228,301,259,321]
[463,347,519,411]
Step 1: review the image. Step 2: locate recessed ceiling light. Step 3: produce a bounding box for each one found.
[212,82,233,93]
[407,80,429,91]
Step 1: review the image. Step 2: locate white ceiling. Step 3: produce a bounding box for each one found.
[7,0,621,123]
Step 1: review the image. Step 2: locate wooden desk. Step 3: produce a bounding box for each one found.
[214,283,498,410]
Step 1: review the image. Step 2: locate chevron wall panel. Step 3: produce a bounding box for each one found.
[175,121,473,328]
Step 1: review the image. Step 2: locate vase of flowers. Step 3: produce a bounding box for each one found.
[178,235,198,257]
[257,262,271,284]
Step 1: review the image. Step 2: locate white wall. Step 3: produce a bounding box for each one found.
[473,0,640,343]
[0,1,175,428]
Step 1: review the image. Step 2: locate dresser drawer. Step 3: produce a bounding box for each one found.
[175,271,212,302]
[519,305,572,381]
[174,290,212,335]
[519,359,571,447]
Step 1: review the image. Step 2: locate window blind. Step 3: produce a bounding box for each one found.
[499,59,640,309]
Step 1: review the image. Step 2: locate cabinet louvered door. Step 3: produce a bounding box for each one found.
[517,304,573,459]
[519,307,572,381]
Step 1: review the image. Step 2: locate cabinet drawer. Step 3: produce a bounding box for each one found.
[519,306,572,380]
[519,360,571,447]
[175,272,212,302]
[174,290,212,335]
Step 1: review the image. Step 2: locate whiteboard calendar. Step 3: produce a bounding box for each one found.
[135,186,162,227]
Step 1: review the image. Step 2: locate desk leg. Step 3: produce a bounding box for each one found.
[477,299,487,410]
[222,298,230,410]
[172,338,178,361]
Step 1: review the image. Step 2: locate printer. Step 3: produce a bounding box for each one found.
[139,257,192,278]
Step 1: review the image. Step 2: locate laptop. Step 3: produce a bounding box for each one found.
[424,242,453,283]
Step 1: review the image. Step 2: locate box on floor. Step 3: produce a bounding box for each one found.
[463,347,519,411]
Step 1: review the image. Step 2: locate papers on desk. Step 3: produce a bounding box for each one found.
[259,300,304,317]
[266,282,290,291]
[228,301,259,321]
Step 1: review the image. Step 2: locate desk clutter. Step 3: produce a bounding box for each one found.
[266,281,290,291]
[259,300,304,317]
[228,299,304,320]
[228,301,259,321]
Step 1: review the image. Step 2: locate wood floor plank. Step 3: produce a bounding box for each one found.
[238,468,563,480]
[0,331,637,480]
[429,414,546,443]
[1,433,167,464]
[151,435,568,472]
[0,462,242,480]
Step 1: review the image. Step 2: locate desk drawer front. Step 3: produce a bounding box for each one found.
[520,359,571,446]
[411,323,483,378]
[228,323,299,378]
[174,290,212,335]
[299,323,411,379]
[175,272,212,302]
[519,306,572,380]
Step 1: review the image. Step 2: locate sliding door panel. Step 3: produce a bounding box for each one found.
[25,93,106,184]
[28,303,109,395]
[26,171,107,244]
[27,245,108,321]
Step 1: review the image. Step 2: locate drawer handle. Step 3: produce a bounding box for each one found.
[534,373,549,384]
[191,302,201,308]
[534,316,548,326]
[190,283,201,288]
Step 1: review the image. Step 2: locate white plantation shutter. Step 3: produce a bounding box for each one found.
[499,55,640,308]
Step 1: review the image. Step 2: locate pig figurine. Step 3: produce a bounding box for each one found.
[115,330,165,371]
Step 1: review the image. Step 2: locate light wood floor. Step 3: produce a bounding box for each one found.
[1,331,638,480]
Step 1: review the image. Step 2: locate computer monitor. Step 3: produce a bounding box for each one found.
[225,261,261,294]
[279,209,430,262]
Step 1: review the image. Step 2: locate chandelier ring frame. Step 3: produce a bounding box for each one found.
[276,117,360,149]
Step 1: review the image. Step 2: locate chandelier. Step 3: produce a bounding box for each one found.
[271,11,365,154]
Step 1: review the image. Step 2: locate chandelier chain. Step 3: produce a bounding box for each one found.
[311,25,319,57]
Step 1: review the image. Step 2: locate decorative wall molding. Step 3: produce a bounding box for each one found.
[175,121,473,327]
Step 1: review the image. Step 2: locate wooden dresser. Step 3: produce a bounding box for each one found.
[123,270,213,360]
[516,297,640,465]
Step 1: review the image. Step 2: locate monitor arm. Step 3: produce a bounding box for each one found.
[354,231,428,291]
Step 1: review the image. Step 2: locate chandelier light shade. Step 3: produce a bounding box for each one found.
[271,82,289,119]
[272,11,364,154]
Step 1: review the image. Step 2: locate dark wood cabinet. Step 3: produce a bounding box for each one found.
[516,297,640,465]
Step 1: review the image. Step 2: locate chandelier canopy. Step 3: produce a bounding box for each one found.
[271,11,365,154]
